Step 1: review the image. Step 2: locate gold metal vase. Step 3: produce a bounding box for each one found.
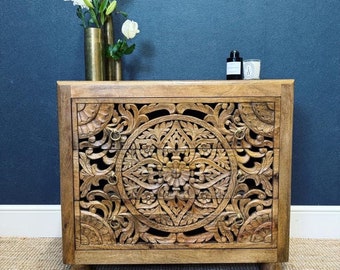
[115,60,122,81]
[84,27,105,81]
[104,16,116,80]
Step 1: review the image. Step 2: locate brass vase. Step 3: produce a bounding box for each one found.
[104,16,116,80]
[115,60,122,81]
[84,27,105,81]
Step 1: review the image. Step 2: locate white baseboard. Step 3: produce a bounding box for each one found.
[289,205,340,238]
[0,205,62,237]
[0,205,339,238]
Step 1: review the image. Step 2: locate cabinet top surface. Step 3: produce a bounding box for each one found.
[57,80,294,86]
[57,80,294,99]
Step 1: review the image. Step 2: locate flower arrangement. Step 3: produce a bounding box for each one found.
[65,0,117,28]
[107,19,140,61]
[65,0,140,61]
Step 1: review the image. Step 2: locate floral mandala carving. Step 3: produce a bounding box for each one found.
[116,115,237,232]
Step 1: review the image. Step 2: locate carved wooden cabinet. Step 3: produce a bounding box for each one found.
[58,80,294,270]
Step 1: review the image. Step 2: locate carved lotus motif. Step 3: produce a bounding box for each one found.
[162,160,190,189]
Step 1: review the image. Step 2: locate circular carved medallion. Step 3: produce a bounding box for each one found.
[116,115,238,233]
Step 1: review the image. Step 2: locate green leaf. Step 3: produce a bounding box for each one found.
[76,6,82,19]
[76,6,87,28]
[100,12,105,26]
[107,39,136,61]
[99,0,109,13]
[89,9,100,27]
[92,0,99,9]
[119,11,128,18]
[124,44,136,55]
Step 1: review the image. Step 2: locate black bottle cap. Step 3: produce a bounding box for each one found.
[230,50,240,58]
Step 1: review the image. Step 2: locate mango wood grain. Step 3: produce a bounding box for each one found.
[73,249,278,264]
[58,80,294,267]
[277,83,294,262]
[57,80,294,99]
[58,84,76,264]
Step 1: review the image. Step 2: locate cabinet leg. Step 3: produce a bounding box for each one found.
[71,265,92,270]
[260,263,282,270]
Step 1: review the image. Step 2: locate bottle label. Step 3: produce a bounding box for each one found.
[226,62,241,75]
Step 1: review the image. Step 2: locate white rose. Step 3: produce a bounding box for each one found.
[121,20,140,39]
[64,0,89,9]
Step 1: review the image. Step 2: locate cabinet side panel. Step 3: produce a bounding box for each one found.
[277,82,294,262]
[58,83,75,264]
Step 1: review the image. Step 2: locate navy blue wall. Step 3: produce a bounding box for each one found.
[0,1,339,204]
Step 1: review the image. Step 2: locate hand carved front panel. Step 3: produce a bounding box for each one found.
[75,101,277,249]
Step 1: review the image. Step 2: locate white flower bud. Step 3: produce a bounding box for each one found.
[121,20,140,39]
